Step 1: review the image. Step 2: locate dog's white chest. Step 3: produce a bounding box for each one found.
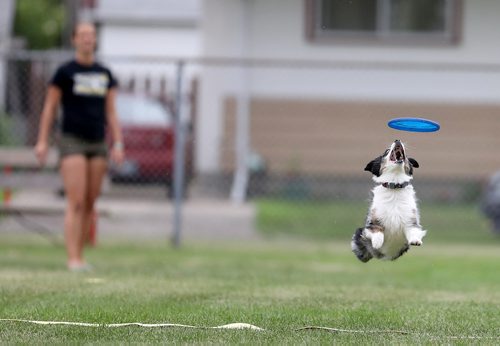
[372,186,416,225]
[371,186,417,257]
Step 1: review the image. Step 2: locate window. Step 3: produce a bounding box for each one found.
[306,0,462,44]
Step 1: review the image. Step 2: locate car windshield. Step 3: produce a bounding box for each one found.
[116,94,172,127]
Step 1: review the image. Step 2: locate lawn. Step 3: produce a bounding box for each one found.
[1,234,500,344]
[257,199,497,244]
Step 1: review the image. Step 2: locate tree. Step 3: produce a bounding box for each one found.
[13,0,66,49]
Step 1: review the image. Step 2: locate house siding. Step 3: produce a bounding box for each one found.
[199,0,500,177]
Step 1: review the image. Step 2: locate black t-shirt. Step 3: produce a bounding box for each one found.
[51,60,117,141]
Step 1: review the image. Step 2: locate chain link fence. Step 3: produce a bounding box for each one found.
[2,51,500,241]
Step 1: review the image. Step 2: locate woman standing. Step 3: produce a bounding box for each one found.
[35,22,124,271]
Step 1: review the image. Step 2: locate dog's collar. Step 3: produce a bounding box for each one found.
[381,181,411,189]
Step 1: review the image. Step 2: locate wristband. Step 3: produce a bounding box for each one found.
[113,142,124,151]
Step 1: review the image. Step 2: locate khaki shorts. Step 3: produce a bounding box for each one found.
[58,134,108,160]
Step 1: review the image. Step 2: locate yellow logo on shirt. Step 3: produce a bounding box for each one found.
[73,73,109,96]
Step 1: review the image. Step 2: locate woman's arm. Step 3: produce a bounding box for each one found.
[34,86,61,166]
[105,87,124,165]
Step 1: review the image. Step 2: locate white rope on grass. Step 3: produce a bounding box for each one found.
[296,326,500,340]
[2,319,499,340]
[0,319,264,331]
[296,326,409,334]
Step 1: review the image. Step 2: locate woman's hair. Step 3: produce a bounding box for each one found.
[72,22,96,38]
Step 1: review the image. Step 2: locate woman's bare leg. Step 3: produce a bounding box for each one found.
[60,155,88,267]
[80,157,107,253]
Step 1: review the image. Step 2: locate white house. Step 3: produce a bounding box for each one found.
[87,0,500,184]
[198,0,500,181]
[94,0,201,58]
[91,0,201,94]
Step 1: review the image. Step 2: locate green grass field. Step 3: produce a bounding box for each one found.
[1,200,499,344]
[257,200,497,243]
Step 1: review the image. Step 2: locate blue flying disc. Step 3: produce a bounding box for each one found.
[388,117,440,132]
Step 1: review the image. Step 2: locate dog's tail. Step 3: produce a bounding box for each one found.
[351,228,373,263]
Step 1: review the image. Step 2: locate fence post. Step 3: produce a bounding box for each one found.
[171,60,186,248]
[230,68,250,204]
[230,0,252,204]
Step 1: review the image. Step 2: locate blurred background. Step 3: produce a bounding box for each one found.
[1,0,500,245]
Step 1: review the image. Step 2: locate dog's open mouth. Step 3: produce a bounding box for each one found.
[390,142,405,164]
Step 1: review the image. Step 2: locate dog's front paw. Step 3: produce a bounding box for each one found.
[406,228,426,246]
[370,232,384,249]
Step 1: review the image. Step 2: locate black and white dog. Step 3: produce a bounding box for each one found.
[351,140,427,262]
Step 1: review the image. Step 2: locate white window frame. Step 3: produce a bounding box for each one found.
[306,0,462,45]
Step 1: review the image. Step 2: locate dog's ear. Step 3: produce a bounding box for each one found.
[407,158,419,176]
[364,156,382,177]
[409,158,419,168]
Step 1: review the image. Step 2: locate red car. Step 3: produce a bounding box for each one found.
[109,93,193,195]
